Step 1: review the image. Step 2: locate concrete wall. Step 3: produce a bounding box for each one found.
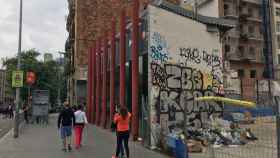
[181,0,219,17]
[148,5,223,147]
[197,0,219,17]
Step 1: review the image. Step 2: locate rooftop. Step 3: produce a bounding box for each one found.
[152,0,236,30]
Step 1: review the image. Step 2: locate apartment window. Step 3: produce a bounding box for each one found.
[225,45,231,52]
[248,8,253,17]
[248,25,255,35]
[238,69,245,78]
[238,46,245,56]
[278,35,280,49]
[277,21,280,32]
[249,47,255,55]
[239,24,244,33]
[258,8,262,17]
[239,4,246,12]
[278,54,280,64]
[276,8,280,17]
[250,70,256,78]
[224,4,229,10]
[226,36,231,42]
[224,4,229,15]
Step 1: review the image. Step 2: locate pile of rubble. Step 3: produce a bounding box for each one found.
[186,115,258,153]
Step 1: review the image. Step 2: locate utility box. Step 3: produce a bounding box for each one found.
[31,90,50,117]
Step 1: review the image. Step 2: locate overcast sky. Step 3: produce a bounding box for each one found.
[0,0,68,67]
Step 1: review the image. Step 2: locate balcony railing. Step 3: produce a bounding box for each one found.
[225,52,241,61]
[239,33,263,41]
[241,0,262,5]
[238,52,256,60]
[247,33,263,41]
[224,10,238,18]
[247,16,262,22]
[240,34,249,41]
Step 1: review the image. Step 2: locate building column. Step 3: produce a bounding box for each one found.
[92,43,96,124]
[131,0,140,140]
[120,9,126,107]
[102,35,108,128]
[110,18,116,123]
[87,47,93,122]
[95,39,101,125]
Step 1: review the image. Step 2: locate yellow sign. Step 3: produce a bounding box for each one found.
[12,71,24,88]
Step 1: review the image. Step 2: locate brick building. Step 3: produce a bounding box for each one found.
[224,0,268,100]
[65,0,181,105]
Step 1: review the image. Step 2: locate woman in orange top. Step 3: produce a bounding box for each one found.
[112,107,131,158]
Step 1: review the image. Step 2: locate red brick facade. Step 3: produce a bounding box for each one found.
[68,0,180,67]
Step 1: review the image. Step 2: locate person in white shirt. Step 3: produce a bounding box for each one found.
[74,105,88,149]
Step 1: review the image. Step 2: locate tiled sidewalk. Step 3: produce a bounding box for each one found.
[0,115,168,158]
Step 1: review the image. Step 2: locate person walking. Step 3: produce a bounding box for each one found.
[22,104,29,123]
[8,105,13,119]
[74,105,88,149]
[112,106,131,158]
[111,105,125,157]
[57,101,75,152]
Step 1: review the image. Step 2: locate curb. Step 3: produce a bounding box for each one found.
[0,121,25,144]
[0,127,13,144]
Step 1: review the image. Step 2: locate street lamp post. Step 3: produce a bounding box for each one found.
[58,51,68,105]
[14,0,23,138]
[57,52,65,106]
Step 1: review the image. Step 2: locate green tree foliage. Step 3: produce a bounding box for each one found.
[2,49,66,106]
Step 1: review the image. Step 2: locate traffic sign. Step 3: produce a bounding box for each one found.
[12,70,24,88]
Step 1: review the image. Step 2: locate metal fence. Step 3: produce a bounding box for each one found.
[195,92,279,158]
[138,78,280,158]
[198,94,279,158]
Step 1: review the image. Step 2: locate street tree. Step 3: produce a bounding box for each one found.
[2,49,66,107]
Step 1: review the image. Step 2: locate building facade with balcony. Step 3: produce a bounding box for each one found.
[65,0,99,105]
[184,0,270,100]
[272,0,280,82]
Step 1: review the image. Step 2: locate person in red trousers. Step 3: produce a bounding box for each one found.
[74,105,88,149]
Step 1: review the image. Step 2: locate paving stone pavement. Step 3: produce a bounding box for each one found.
[0,115,169,158]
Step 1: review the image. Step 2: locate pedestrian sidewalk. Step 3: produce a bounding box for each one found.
[0,115,168,158]
[0,118,12,139]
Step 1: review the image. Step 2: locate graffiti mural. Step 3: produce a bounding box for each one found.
[150,32,171,63]
[148,32,223,147]
[179,47,221,67]
[150,62,223,132]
